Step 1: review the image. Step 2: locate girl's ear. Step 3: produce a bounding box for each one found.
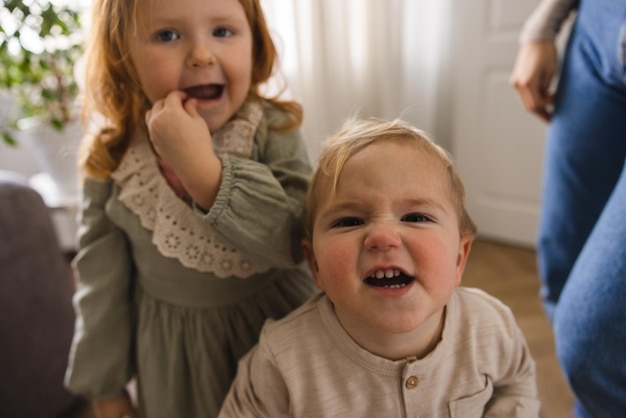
[301,239,320,281]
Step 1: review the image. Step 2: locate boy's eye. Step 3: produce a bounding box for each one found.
[332,217,363,228]
[156,30,180,42]
[402,213,431,223]
[213,27,233,37]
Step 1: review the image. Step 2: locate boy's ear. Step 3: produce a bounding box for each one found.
[455,236,473,286]
[301,239,320,280]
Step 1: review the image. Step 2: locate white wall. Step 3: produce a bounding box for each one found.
[0,93,40,177]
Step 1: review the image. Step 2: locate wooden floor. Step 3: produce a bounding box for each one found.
[65,239,575,418]
[463,239,574,418]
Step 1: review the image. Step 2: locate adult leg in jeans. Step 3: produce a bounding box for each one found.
[537,1,626,416]
[536,5,626,322]
[553,161,626,418]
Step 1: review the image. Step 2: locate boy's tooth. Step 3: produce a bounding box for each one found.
[383,283,406,289]
[372,269,402,279]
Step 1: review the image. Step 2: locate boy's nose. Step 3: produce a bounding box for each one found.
[364,222,401,252]
[187,41,215,68]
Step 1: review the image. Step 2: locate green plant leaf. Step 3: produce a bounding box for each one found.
[0,0,84,139]
[1,131,17,147]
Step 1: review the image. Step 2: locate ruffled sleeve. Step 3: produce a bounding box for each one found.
[204,105,312,269]
[65,178,135,399]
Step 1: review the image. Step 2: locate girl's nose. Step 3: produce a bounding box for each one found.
[364,222,401,252]
[187,41,215,68]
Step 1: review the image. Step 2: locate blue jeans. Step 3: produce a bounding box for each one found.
[536,1,626,417]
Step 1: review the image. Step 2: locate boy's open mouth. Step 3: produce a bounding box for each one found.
[183,84,224,100]
[364,269,413,289]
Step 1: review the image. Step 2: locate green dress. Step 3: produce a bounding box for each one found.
[65,101,318,417]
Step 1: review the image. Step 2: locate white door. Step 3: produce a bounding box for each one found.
[450,0,547,247]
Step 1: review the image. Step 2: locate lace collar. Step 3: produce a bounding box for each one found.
[111,101,271,278]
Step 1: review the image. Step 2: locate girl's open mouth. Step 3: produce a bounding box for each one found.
[183,84,224,100]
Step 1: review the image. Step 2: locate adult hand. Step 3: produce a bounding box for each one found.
[92,390,138,418]
[509,41,558,123]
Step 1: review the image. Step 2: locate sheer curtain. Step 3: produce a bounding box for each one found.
[261,0,453,160]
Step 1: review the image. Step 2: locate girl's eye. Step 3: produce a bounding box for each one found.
[156,30,179,42]
[402,213,432,223]
[332,217,363,228]
[213,27,233,38]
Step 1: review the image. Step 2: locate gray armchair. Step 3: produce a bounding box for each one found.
[0,170,83,418]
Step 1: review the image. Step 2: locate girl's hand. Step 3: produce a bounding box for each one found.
[509,41,558,123]
[145,90,213,169]
[92,390,138,418]
[145,90,222,210]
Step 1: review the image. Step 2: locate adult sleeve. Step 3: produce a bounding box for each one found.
[519,0,578,43]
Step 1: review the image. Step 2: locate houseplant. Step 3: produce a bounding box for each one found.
[0,0,84,194]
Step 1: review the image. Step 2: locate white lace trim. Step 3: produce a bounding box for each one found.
[111,101,271,278]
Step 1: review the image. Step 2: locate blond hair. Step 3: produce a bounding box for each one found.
[305,118,477,239]
[79,0,302,179]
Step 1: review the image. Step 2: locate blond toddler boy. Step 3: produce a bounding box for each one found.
[219,118,540,418]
